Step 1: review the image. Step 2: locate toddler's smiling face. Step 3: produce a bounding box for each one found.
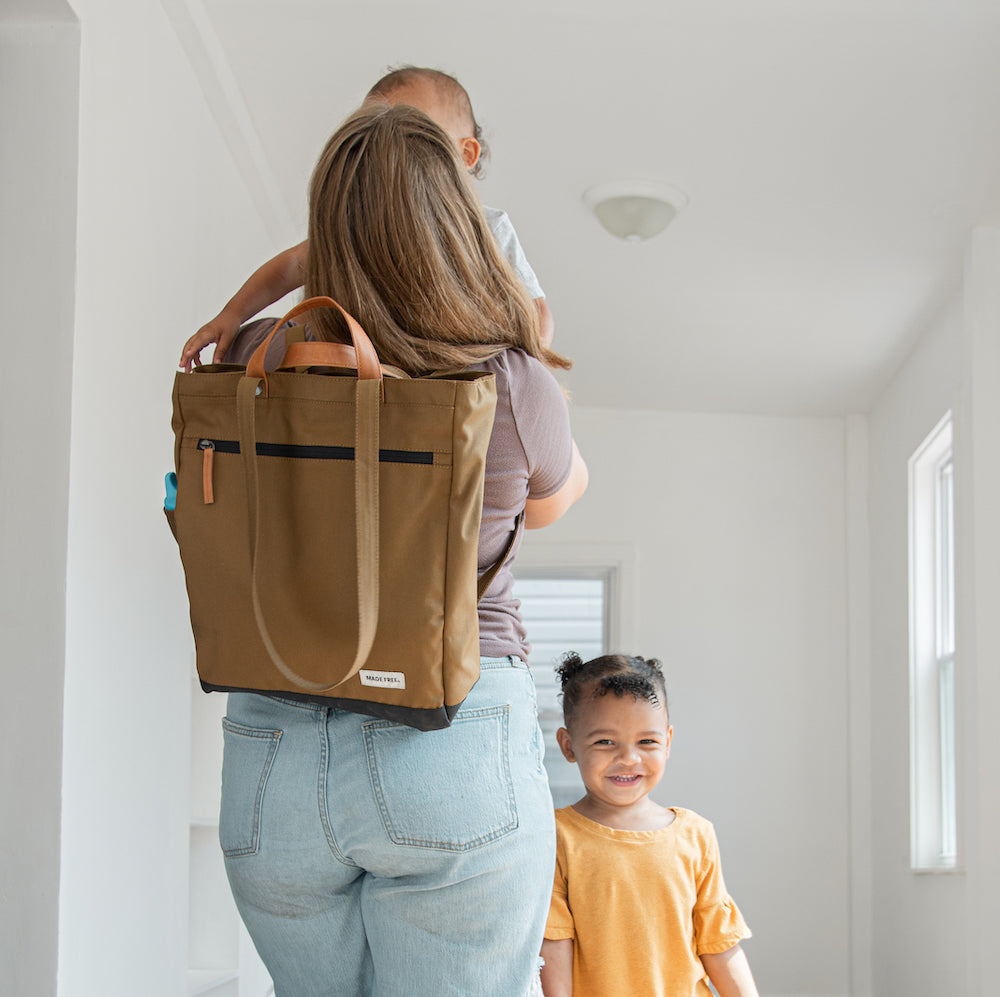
[558,683,673,813]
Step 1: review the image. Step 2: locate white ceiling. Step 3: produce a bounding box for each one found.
[198,0,1000,415]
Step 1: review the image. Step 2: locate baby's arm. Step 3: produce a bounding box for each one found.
[701,943,760,997]
[179,241,307,371]
[535,298,555,348]
[539,938,573,997]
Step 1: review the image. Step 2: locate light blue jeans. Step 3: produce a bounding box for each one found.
[220,657,555,996]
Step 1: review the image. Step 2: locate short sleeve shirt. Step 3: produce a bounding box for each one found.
[470,350,572,657]
[483,206,545,300]
[545,807,752,997]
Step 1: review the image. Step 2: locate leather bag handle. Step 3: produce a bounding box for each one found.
[279,340,359,370]
[237,296,381,694]
[246,296,383,395]
[276,340,409,380]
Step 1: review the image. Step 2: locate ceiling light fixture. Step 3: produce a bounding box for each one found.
[583,180,689,242]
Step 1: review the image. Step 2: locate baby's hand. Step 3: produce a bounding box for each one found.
[179,310,241,372]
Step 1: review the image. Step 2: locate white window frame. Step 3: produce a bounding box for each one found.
[513,541,636,651]
[908,411,958,871]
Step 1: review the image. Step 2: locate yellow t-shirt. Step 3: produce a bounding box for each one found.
[544,806,751,997]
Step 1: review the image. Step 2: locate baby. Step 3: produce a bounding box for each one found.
[540,652,760,997]
[179,65,553,371]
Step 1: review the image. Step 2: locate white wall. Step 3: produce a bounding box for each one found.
[55,1,279,992]
[866,230,1000,994]
[523,407,852,997]
[867,294,968,994]
[958,226,1000,997]
[866,226,1000,995]
[0,9,79,996]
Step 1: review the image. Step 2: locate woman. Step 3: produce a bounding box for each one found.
[218,104,588,997]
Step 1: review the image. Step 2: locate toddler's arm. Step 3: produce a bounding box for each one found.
[701,943,760,997]
[179,241,307,371]
[539,938,572,997]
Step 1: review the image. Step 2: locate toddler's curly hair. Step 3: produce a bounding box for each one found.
[556,652,668,726]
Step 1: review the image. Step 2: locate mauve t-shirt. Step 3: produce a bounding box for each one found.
[468,349,573,658]
[224,321,573,660]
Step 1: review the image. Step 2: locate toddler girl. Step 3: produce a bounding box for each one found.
[179,65,553,371]
[540,652,760,997]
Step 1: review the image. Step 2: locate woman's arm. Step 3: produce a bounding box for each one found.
[539,938,573,997]
[179,241,307,371]
[524,440,588,530]
[701,944,760,997]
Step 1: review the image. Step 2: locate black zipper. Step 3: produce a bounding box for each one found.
[197,438,433,465]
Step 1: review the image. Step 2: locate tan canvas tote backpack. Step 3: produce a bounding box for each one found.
[167,297,516,730]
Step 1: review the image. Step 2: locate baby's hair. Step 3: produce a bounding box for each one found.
[366,65,490,178]
[557,652,668,726]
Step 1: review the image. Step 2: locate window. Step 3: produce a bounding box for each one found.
[515,569,612,807]
[908,412,957,870]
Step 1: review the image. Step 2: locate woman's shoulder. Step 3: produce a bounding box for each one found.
[480,349,561,389]
[481,350,567,424]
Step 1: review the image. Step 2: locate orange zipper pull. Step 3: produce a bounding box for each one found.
[198,439,215,504]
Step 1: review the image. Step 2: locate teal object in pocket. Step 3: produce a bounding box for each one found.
[164,471,177,511]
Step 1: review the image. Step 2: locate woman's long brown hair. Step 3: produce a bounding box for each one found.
[304,104,570,375]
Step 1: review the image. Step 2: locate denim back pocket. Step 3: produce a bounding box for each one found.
[219,718,281,857]
[363,705,517,851]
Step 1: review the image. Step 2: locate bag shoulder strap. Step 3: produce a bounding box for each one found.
[237,298,382,695]
[476,512,524,601]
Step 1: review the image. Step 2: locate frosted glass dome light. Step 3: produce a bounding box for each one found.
[583,181,689,242]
